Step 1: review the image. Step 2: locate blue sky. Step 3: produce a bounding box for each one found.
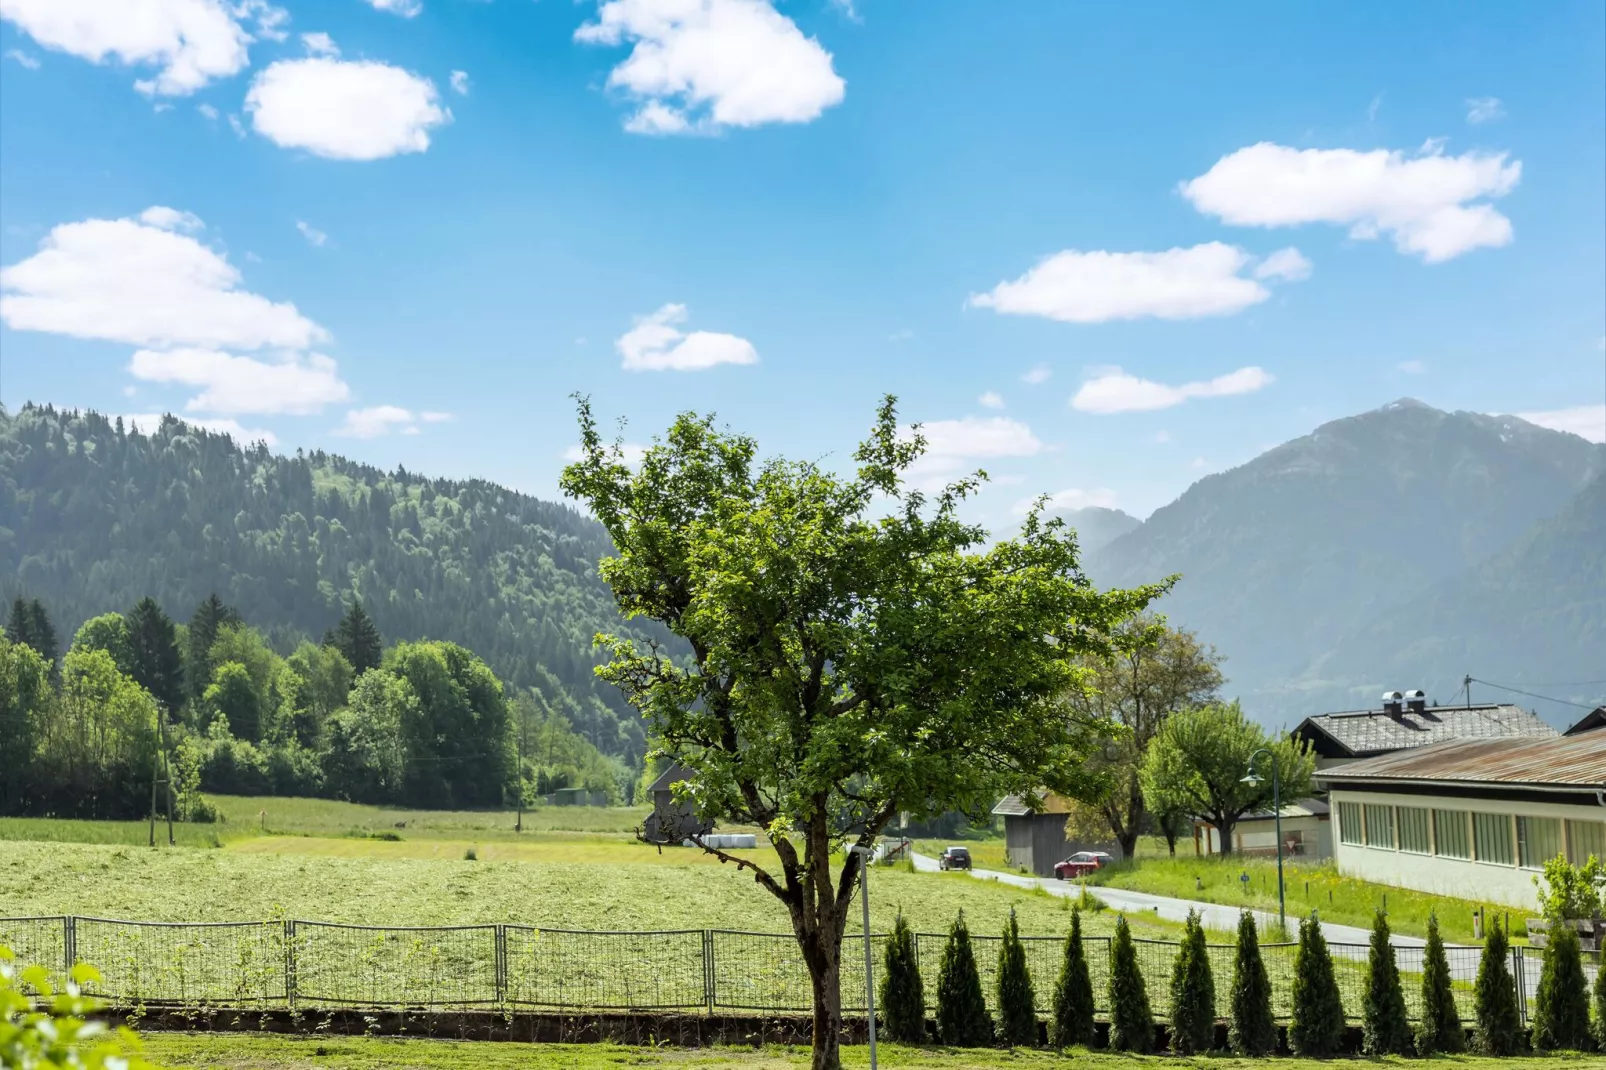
[1,0,1602,524]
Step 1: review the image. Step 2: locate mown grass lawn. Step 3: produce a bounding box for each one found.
[1082,855,1530,945]
[138,1033,1603,1069]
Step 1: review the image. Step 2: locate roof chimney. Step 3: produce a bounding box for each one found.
[1404,689,1427,715]
[1381,690,1404,718]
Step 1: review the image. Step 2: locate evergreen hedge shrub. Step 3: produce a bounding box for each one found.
[1107,915,1154,1053]
[879,912,925,1044]
[1473,918,1522,1056]
[1288,913,1344,1057]
[1414,911,1464,1055]
[1168,908,1215,1054]
[1362,908,1412,1055]
[1229,909,1276,1056]
[1050,906,1095,1048]
[1531,922,1592,1051]
[935,911,993,1046]
[1595,949,1606,1050]
[995,908,1036,1047]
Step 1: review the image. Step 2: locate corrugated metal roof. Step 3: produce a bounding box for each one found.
[1316,733,1606,790]
[1293,703,1555,757]
[992,791,1074,817]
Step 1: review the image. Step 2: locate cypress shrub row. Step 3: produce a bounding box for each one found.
[935,911,992,1046]
[994,908,1036,1047]
[1530,921,1591,1052]
[1107,914,1154,1052]
[1362,908,1412,1055]
[1050,906,1096,1048]
[879,912,925,1043]
[1289,912,1344,1056]
[1168,908,1215,1054]
[1229,910,1276,1055]
[1415,912,1464,1055]
[1474,918,1522,1055]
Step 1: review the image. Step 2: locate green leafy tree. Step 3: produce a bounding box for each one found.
[125,597,184,713]
[1169,908,1215,1054]
[996,908,1036,1047]
[1107,914,1154,1053]
[1,947,155,1070]
[1061,617,1223,859]
[186,593,241,700]
[1537,854,1606,922]
[70,614,133,677]
[31,648,160,818]
[878,912,925,1044]
[1229,909,1275,1056]
[560,397,1164,1070]
[321,668,412,803]
[1050,906,1095,1048]
[328,601,383,676]
[387,640,514,807]
[1415,912,1464,1055]
[935,913,992,1047]
[1362,909,1411,1055]
[0,638,50,813]
[208,624,299,741]
[1288,913,1344,1057]
[284,641,353,746]
[1473,919,1522,1055]
[1140,701,1313,855]
[1531,922,1592,1051]
[204,661,263,742]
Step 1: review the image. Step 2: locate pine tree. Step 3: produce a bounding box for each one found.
[879,912,926,1044]
[1473,918,1522,1056]
[1169,908,1216,1054]
[1362,909,1412,1055]
[125,596,184,712]
[24,599,57,674]
[5,597,32,649]
[188,593,240,699]
[1050,906,1096,1048]
[1531,922,1592,1051]
[935,912,992,1046]
[1107,914,1154,1053]
[1229,910,1276,1055]
[995,908,1036,1047]
[330,601,383,675]
[1415,912,1465,1055]
[1288,913,1344,1057]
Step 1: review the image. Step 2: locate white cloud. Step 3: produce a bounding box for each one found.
[449,69,469,96]
[128,347,350,414]
[1180,141,1521,263]
[334,405,417,438]
[0,0,284,96]
[1254,246,1312,282]
[420,411,452,423]
[616,303,758,371]
[1011,487,1117,515]
[1510,404,1606,444]
[575,0,845,134]
[977,391,1004,410]
[246,58,450,161]
[227,113,246,138]
[363,0,422,16]
[4,48,40,69]
[120,411,277,446]
[1397,359,1427,375]
[564,442,649,466]
[1190,457,1210,470]
[1070,366,1274,415]
[1465,97,1504,124]
[0,207,326,351]
[970,242,1303,324]
[296,220,328,247]
[899,415,1044,490]
[301,32,339,57]
[197,102,219,120]
[1021,364,1051,385]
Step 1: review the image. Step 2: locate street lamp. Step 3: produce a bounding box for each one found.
[1242,748,1286,933]
[849,844,879,1070]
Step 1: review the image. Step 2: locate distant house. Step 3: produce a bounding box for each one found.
[1193,798,1332,859]
[1564,706,1606,737]
[992,793,1118,877]
[1291,692,1556,770]
[643,763,711,844]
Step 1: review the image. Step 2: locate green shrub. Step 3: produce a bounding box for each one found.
[1050,906,1095,1049]
[1414,911,1464,1055]
[1362,908,1411,1055]
[879,912,925,1044]
[1168,908,1215,1054]
[1106,914,1153,1053]
[995,908,1036,1047]
[1594,944,1606,1050]
[1531,922,1592,1051]
[1,946,154,1069]
[935,912,992,1046]
[1288,912,1344,1057]
[1473,918,1522,1055]
[1229,909,1275,1056]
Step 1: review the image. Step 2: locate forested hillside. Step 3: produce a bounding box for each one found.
[0,404,671,764]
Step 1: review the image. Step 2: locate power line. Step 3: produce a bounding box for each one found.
[1467,676,1601,711]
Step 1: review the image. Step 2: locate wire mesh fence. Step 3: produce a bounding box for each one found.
[0,914,1547,1023]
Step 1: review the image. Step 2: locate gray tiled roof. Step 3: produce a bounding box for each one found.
[648,762,696,793]
[992,792,1074,817]
[1293,703,1555,758]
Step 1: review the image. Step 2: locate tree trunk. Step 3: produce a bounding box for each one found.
[1117,827,1139,861]
[1216,817,1236,856]
[804,930,844,1070]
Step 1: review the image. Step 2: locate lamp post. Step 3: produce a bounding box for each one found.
[1243,748,1285,933]
[850,844,879,1070]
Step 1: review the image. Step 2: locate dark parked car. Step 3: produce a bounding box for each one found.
[938,846,972,871]
[1053,850,1114,880]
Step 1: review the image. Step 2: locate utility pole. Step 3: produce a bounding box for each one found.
[149,703,174,847]
[1463,674,1473,707]
[516,704,527,832]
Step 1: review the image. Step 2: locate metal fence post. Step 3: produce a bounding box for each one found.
[494,925,507,1006]
[702,930,715,1012]
[1510,945,1526,1028]
[284,919,297,1011]
[63,916,75,973]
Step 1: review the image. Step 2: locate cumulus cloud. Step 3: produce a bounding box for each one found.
[128,347,350,415]
[898,415,1043,490]
[246,58,450,160]
[971,242,1303,324]
[1021,364,1051,385]
[0,207,325,351]
[1011,486,1117,515]
[1465,97,1504,124]
[0,0,284,96]
[1509,404,1606,444]
[301,32,339,57]
[575,0,845,134]
[120,412,277,446]
[616,303,759,371]
[332,405,441,438]
[564,442,649,466]
[1071,366,1274,414]
[1179,141,1521,262]
[296,221,328,247]
[1254,246,1312,282]
[363,0,422,16]
[449,70,469,96]
[977,391,1004,409]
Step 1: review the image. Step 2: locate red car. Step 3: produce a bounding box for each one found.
[1053,851,1114,880]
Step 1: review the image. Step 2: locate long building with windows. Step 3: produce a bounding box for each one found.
[1316,725,1606,909]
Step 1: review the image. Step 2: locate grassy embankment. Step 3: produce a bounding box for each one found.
[140,1033,1604,1069]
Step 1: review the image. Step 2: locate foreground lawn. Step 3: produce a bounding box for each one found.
[1084,855,1527,944]
[140,1033,1602,1069]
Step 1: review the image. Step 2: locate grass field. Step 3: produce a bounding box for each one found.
[1084,855,1528,944]
[138,1033,1603,1069]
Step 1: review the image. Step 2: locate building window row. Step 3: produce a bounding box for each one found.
[1336,801,1604,871]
